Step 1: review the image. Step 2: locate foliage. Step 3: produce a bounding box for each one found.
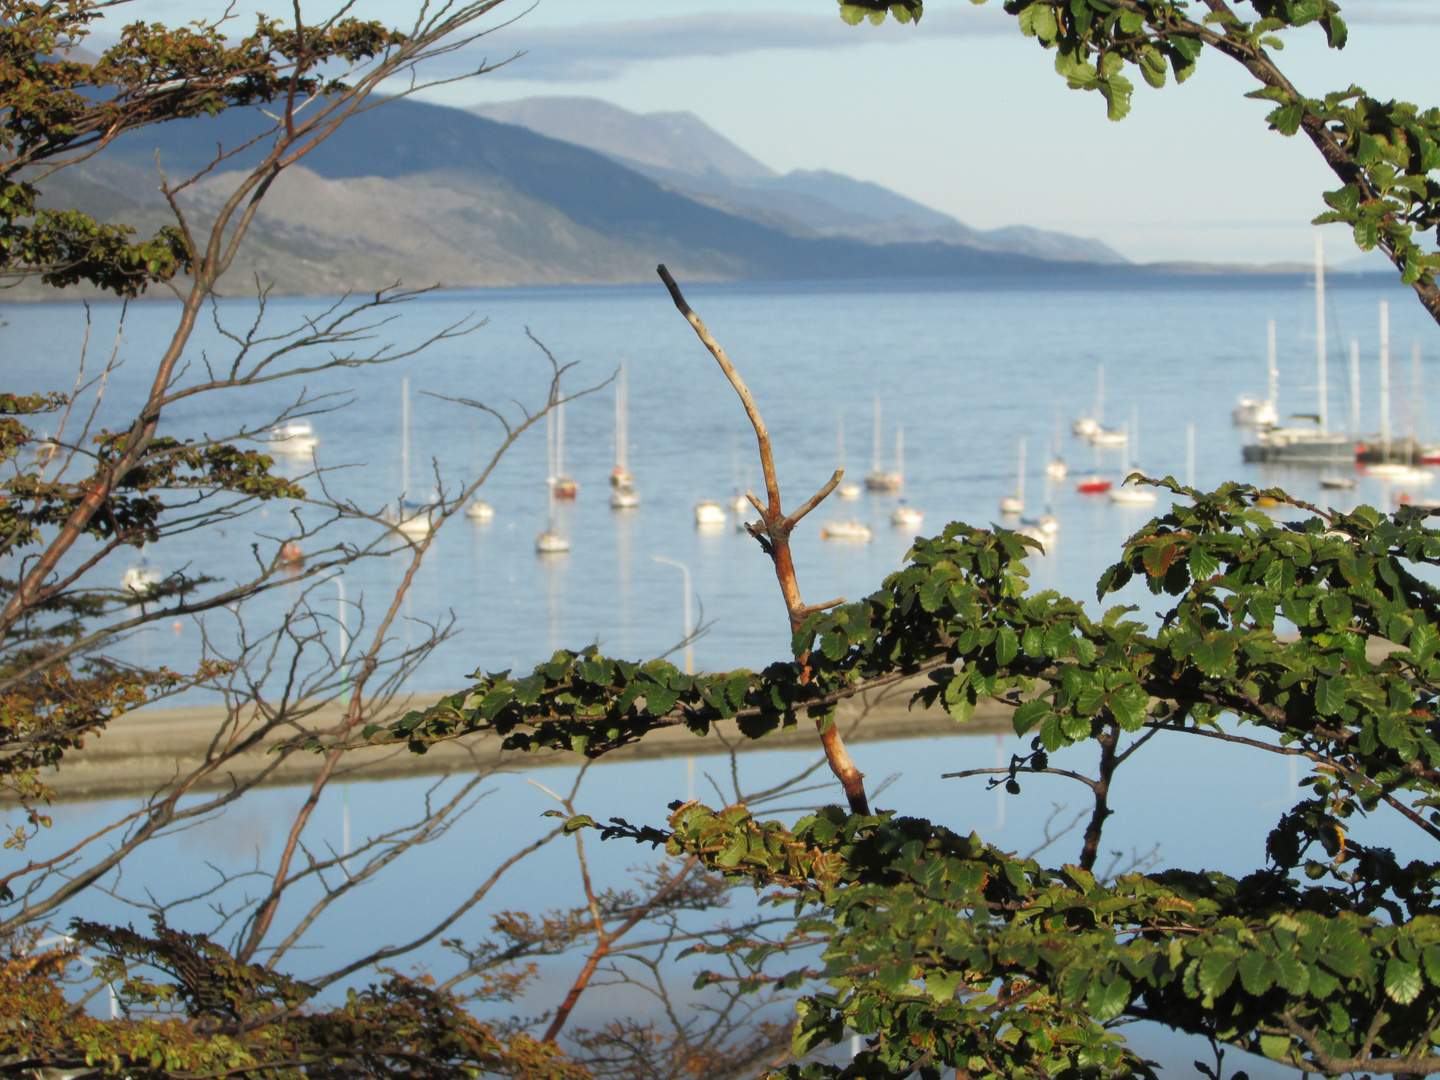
[383,481,1440,1076]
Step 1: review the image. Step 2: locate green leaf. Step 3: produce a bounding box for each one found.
[995,625,1019,666]
[1386,958,1423,1004]
[1410,622,1439,661]
[1085,974,1131,1021]
[1013,698,1049,735]
[1197,950,1239,998]
[1315,675,1345,716]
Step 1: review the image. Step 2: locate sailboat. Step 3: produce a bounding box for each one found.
[551,393,577,500]
[1110,406,1158,504]
[1078,366,1127,446]
[1233,319,1280,426]
[864,396,902,492]
[726,430,751,513]
[1242,235,1355,463]
[536,404,570,553]
[609,362,640,508]
[464,419,494,521]
[999,439,1026,515]
[1046,403,1068,480]
[1364,303,1432,482]
[836,410,861,499]
[390,377,433,538]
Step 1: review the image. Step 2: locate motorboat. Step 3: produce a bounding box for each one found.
[821,520,873,541]
[695,500,727,527]
[269,420,319,455]
[1076,474,1112,494]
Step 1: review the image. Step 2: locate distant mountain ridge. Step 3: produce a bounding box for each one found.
[17,94,1135,300]
[472,96,1127,265]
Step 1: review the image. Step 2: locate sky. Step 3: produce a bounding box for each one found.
[101,1,1440,265]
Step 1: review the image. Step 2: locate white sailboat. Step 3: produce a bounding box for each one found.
[999,438,1026,515]
[390,377,433,538]
[1233,319,1280,426]
[1081,365,1127,446]
[464,419,494,521]
[1368,302,1432,483]
[836,409,861,499]
[727,430,751,513]
[609,362,640,508]
[1046,403,1068,480]
[537,404,570,553]
[1110,406,1157,504]
[552,393,577,500]
[864,396,902,492]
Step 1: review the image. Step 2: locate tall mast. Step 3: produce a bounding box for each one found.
[837,409,845,471]
[546,403,556,487]
[1097,364,1106,427]
[1016,437,1026,503]
[556,395,567,480]
[1266,318,1278,412]
[1316,233,1329,435]
[895,425,905,483]
[1380,300,1391,460]
[401,376,411,498]
[1415,341,1428,446]
[1349,340,1362,437]
[872,396,882,473]
[615,362,628,473]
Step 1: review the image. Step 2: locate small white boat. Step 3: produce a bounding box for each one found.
[1072,417,1100,438]
[465,499,495,520]
[1045,457,1068,481]
[535,529,570,553]
[610,485,640,509]
[821,520,873,541]
[1234,323,1280,426]
[1319,474,1357,490]
[391,504,433,537]
[727,491,751,514]
[1109,483,1157,505]
[1036,511,1059,536]
[121,561,162,596]
[1367,462,1433,484]
[270,420,319,454]
[695,500,727,526]
[1089,427,1128,447]
[891,502,924,528]
[837,482,861,500]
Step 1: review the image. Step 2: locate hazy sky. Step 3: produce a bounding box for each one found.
[107,1,1440,265]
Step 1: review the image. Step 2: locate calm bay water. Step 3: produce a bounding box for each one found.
[7,272,1439,1069]
[10,270,1436,686]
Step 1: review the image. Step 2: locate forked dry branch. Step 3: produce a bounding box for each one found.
[656,264,870,815]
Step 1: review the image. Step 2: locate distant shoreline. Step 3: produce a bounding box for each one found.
[1,267,1406,306]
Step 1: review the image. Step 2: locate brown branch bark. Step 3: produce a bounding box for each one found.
[657,264,870,815]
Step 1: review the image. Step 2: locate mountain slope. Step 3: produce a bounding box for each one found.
[19,96,1130,298]
[472,96,1127,264]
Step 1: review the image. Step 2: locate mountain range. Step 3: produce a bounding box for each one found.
[18,94,1139,300]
